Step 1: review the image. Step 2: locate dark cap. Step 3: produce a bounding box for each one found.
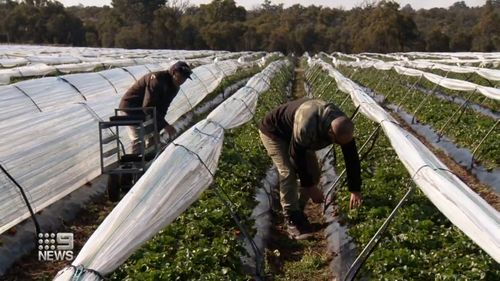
[170,61,192,80]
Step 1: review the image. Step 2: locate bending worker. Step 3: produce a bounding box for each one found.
[259,98,362,239]
[119,61,192,154]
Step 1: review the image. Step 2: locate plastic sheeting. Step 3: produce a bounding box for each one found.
[334,52,500,80]
[0,59,249,235]
[0,44,244,83]
[334,58,500,101]
[52,60,289,280]
[0,60,166,85]
[0,60,232,122]
[389,60,500,82]
[311,59,500,263]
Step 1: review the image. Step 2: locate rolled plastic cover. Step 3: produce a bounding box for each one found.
[53,59,288,280]
[335,57,500,101]
[311,59,500,263]
[0,59,248,235]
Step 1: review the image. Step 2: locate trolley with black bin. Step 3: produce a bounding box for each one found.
[98,107,160,201]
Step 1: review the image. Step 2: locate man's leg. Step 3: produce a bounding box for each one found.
[259,131,313,239]
[298,151,321,210]
[259,131,299,215]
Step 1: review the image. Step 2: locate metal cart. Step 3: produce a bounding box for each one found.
[98,107,160,201]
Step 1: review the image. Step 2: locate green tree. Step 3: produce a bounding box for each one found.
[115,24,151,48]
[111,0,165,25]
[96,7,123,47]
[472,0,500,51]
[426,28,450,51]
[352,1,419,52]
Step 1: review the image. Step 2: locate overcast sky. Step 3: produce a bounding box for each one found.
[58,0,487,10]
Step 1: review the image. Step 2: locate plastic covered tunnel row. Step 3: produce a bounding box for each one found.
[52,59,290,281]
[0,44,227,67]
[0,55,257,123]
[332,56,500,100]
[0,58,254,235]
[334,53,500,83]
[359,51,500,67]
[0,50,262,85]
[0,58,168,85]
[310,59,500,263]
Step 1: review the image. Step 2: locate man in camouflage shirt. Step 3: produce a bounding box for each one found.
[259,98,362,239]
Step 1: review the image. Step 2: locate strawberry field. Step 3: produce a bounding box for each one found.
[0,47,498,281]
[306,60,499,279]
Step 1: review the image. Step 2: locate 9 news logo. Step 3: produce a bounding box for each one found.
[37,232,74,261]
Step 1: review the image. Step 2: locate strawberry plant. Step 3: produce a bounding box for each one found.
[307,65,500,280]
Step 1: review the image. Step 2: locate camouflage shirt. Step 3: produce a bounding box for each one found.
[259,98,361,191]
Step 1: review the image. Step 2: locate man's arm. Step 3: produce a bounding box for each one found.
[340,139,363,209]
[340,139,362,192]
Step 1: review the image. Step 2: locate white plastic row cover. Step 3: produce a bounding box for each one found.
[52,59,289,281]
[311,59,500,263]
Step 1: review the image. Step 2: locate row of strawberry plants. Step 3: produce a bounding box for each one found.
[411,68,499,111]
[344,65,500,112]
[109,61,291,280]
[340,65,499,170]
[307,64,499,280]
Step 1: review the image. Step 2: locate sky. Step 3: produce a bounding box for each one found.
[58,0,487,10]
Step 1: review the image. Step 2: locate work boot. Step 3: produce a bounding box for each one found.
[284,211,313,240]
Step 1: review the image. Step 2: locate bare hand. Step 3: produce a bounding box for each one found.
[349,192,362,210]
[164,124,177,137]
[308,185,324,204]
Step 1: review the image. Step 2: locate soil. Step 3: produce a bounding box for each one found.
[2,195,117,281]
[264,202,333,281]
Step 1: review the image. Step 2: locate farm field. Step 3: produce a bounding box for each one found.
[0,45,499,281]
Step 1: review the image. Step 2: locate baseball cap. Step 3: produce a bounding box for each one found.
[171,61,192,80]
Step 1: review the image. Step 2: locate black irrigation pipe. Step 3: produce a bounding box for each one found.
[0,163,41,234]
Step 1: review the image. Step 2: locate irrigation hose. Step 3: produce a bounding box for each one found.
[0,163,41,234]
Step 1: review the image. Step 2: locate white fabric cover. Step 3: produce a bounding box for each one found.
[312,59,500,263]
[0,45,262,84]
[52,60,288,280]
[0,59,250,235]
[334,58,500,101]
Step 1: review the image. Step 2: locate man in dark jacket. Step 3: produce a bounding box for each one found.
[259,98,362,239]
[119,61,192,154]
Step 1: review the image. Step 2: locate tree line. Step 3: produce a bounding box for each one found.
[0,0,499,53]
